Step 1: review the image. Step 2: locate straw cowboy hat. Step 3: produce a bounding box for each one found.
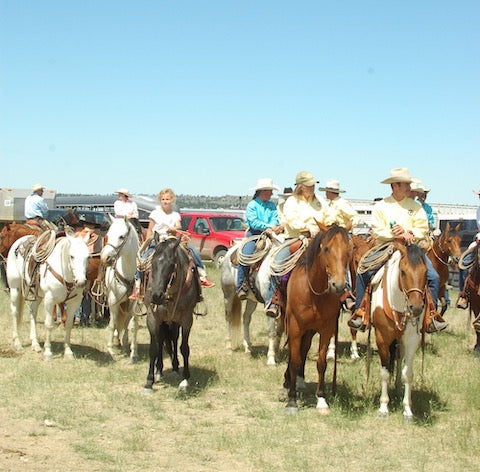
[410,181,430,193]
[116,188,132,197]
[295,171,319,186]
[252,178,279,191]
[380,167,413,184]
[318,179,345,193]
[278,187,293,197]
[32,183,45,192]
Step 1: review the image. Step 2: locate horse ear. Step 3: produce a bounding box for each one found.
[445,222,450,233]
[455,223,461,232]
[395,241,407,256]
[315,219,329,234]
[153,232,160,244]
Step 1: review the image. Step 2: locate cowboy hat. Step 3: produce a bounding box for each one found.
[410,181,430,193]
[278,187,293,197]
[32,183,45,192]
[380,167,413,184]
[295,171,319,186]
[318,179,345,193]
[252,178,279,191]
[474,190,480,195]
[116,188,132,197]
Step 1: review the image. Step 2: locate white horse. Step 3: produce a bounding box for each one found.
[100,217,140,362]
[7,232,90,360]
[370,244,428,421]
[221,244,283,366]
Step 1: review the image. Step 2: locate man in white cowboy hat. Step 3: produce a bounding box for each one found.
[24,183,49,222]
[318,179,358,231]
[114,188,139,220]
[236,178,283,299]
[410,181,434,230]
[348,167,446,333]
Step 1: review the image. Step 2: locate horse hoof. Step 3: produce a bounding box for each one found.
[141,388,154,396]
[377,410,388,419]
[178,379,188,391]
[403,415,414,425]
[316,407,330,415]
[130,355,139,364]
[64,352,75,360]
[326,350,335,361]
[350,352,360,361]
[44,353,53,362]
[13,342,24,352]
[267,357,276,367]
[285,406,298,416]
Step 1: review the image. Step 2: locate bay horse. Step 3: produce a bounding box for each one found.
[99,217,139,362]
[6,232,90,359]
[370,243,428,421]
[221,242,284,366]
[284,225,352,414]
[143,236,200,393]
[427,223,461,315]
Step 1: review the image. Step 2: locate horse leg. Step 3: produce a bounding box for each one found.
[401,328,421,422]
[266,316,277,366]
[155,323,166,382]
[126,304,139,363]
[169,323,180,375]
[474,330,480,359]
[297,330,315,392]
[9,287,25,351]
[243,300,256,355]
[375,331,392,418]
[350,328,360,360]
[285,325,302,414]
[315,333,330,414]
[179,325,191,391]
[224,287,242,352]
[43,297,56,360]
[326,336,335,361]
[144,318,160,393]
[106,304,120,358]
[63,294,82,359]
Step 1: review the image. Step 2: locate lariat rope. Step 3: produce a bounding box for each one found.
[31,229,56,263]
[357,242,395,274]
[269,236,309,277]
[237,233,273,266]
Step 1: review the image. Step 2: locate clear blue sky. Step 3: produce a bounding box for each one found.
[1,0,478,205]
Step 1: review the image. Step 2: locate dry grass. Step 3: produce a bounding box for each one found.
[0,263,479,471]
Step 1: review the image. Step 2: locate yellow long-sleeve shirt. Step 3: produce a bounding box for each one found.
[371,196,428,244]
[283,194,324,238]
[322,196,359,229]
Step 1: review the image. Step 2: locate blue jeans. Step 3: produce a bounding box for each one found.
[355,252,440,310]
[265,244,292,306]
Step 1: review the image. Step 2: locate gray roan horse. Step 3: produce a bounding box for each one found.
[143,236,200,393]
[221,243,284,366]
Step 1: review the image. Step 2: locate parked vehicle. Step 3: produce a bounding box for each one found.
[46,208,112,230]
[180,211,246,267]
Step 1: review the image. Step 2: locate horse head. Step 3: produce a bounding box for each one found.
[439,222,462,264]
[150,237,183,305]
[396,243,427,318]
[64,233,90,289]
[305,225,351,295]
[101,217,134,266]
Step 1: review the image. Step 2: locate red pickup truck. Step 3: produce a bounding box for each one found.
[180,211,246,267]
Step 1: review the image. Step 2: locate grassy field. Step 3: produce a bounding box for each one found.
[0,262,479,472]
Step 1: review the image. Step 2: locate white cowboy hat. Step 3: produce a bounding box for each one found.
[295,171,319,186]
[32,183,45,192]
[380,167,413,184]
[278,186,293,197]
[318,179,345,193]
[252,178,279,191]
[116,188,132,197]
[410,181,430,193]
[474,190,480,195]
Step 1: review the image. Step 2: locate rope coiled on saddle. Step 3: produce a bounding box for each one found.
[136,235,155,272]
[31,230,56,263]
[357,242,396,274]
[237,233,273,266]
[269,236,309,277]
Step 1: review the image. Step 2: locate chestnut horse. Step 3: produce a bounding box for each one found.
[427,223,461,315]
[283,225,352,414]
[371,243,428,421]
[327,233,375,361]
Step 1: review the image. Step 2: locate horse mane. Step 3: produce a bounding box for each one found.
[405,243,424,266]
[300,225,348,271]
